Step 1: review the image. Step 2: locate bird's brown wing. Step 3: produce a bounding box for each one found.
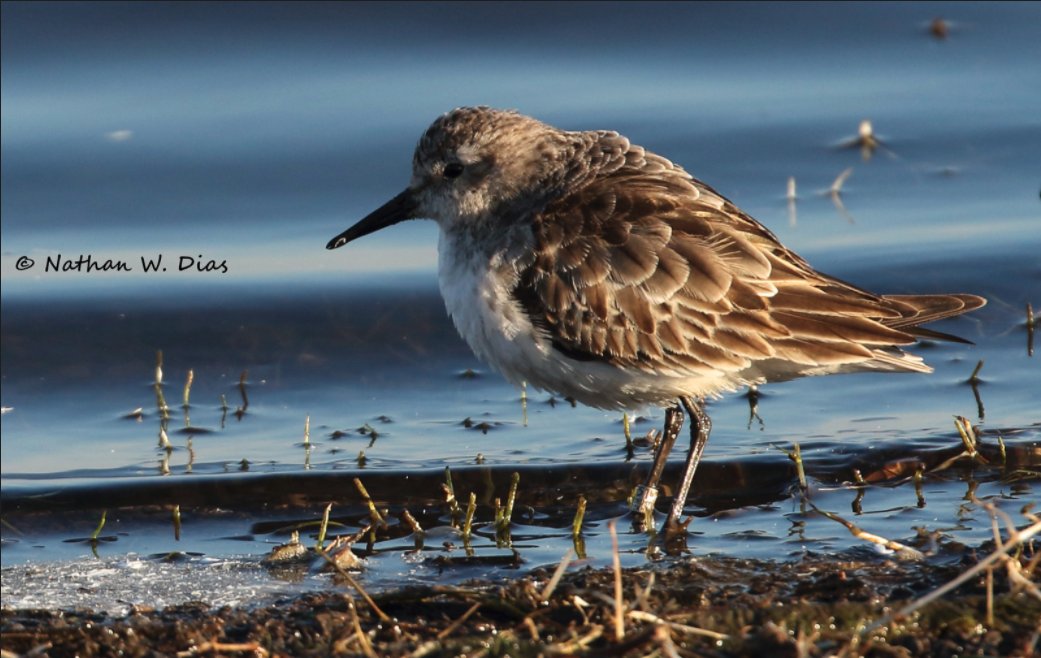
[512,147,985,378]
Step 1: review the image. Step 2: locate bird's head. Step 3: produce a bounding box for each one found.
[327,107,573,250]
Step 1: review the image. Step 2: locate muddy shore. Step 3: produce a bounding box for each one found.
[4,550,1038,658]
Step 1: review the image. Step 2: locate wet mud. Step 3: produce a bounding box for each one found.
[3,550,1038,658]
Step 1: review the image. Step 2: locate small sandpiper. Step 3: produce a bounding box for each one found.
[328,107,985,532]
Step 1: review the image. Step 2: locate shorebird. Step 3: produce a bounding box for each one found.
[327,107,985,531]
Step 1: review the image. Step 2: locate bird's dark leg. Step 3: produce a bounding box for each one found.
[665,396,711,531]
[631,403,684,517]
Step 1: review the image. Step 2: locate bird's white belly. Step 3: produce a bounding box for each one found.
[436,232,739,410]
[437,233,549,385]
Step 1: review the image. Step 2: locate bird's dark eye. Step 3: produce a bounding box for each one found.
[444,162,465,179]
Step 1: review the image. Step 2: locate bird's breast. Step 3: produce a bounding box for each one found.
[434,228,737,409]
[437,229,548,382]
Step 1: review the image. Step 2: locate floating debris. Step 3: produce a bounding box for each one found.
[835,119,889,162]
[182,369,193,409]
[263,530,309,565]
[914,466,926,508]
[967,359,985,384]
[819,166,856,223]
[236,370,249,418]
[462,491,477,540]
[158,427,171,450]
[572,494,587,538]
[967,359,986,420]
[496,472,520,533]
[353,479,387,533]
[858,118,878,151]
[400,509,424,537]
[830,166,854,195]
[442,466,461,518]
[322,534,363,571]
[954,415,988,464]
[1027,302,1035,357]
[316,503,333,551]
[812,504,924,559]
[623,412,634,456]
[90,510,108,543]
[787,175,797,226]
[172,505,181,541]
[930,16,949,39]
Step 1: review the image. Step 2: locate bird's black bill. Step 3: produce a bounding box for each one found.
[326,189,418,250]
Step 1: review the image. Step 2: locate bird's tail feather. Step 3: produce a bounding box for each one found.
[881,293,986,335]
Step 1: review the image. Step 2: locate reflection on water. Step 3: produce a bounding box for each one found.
[2,1,1039,610]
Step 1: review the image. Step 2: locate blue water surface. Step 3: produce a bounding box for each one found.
[2,1,1038,611]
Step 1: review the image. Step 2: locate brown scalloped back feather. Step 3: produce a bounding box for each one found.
[511,134,986,382]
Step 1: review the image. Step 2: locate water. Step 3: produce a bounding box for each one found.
[2,2,1039,614]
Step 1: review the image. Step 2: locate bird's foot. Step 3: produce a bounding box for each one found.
[664,514,692,537]
[663,516,692,555]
